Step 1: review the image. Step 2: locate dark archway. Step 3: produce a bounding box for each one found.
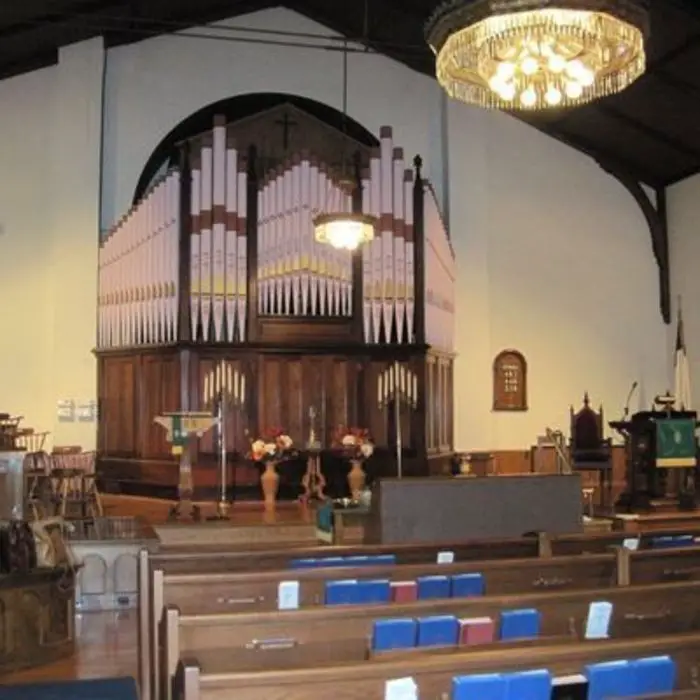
[133,92,380,203]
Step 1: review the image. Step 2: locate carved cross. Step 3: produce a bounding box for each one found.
[274,112,298,151]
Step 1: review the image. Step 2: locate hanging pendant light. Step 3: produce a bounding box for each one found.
[313,43,376,251]
[314,211,377,251]
[425,0,649,111]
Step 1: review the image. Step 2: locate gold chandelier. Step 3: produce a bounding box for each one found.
[425,0,649,110]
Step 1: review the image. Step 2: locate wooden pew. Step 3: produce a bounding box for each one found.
[138,530,700,700]
[630,546,700,585]
[173,631,700,700]
[157,551,620,614]
[161,579,700,686]
[142,551,606,700]
[151,525,700,574]
[148,544,700,700]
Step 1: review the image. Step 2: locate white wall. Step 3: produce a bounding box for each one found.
[450,105,669,450]
[0,67,55,434]
[47,39,105,448]
[101,8,443,229]
[0,39,104,449]
[669,174,700,405]
[0,7,669,454]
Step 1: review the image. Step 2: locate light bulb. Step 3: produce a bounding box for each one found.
[578,68,595,87]
[497,61,516,80]
[566,59,585,78]
[545,87,562,106]
[521,56,539,75]
[489,75,504,92]
[548,54,566,73]
[520,87,537,107]
[565,81,583,99]
[498,83,516,101]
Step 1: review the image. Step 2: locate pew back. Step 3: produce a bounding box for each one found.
[175,632,700,700]
[160,552,618,615]
[152,525,700,574]
[162,580,700,684]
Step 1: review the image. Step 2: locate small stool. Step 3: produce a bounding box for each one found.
[24,468,52,520]
[51,468,86,517]
[81,473,104,518]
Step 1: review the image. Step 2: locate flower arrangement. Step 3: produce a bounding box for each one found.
[332,426,374,460]
[249,428,294,463]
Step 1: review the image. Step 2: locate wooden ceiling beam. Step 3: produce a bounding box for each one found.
[596,103,700,161]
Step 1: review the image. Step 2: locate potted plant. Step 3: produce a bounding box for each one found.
[249,428,294,505]
[332,426,374,501]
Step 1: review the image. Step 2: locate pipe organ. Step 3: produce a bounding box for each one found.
[96,109,456,500]
[258,156,354,317]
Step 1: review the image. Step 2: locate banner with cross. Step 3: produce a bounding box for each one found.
[656,418,697,469]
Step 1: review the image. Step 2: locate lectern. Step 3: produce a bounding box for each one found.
[154,412,218,520]
[611,410,698,511]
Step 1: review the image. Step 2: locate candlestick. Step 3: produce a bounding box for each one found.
[321,381,327,447]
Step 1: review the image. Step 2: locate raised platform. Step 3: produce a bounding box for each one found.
[100,495,319,548]
[612,509,700,534]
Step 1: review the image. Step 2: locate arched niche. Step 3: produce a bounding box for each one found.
[492,349,528,411]
[133,92,380,203]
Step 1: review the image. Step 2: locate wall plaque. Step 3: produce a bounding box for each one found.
[493,350,527,411]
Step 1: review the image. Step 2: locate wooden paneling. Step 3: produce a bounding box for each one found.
[257,317,354,344]
[97,347,449,498]
[366,362,387,447]
[424,354,453,455]
[139,354,180,459]
[98,356,136,456]
[329,358,349,431]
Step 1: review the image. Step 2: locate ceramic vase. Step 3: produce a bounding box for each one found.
[347,460,366,501]
[261,461,279,505]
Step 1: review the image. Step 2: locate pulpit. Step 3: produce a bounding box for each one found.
[611,410,698,511]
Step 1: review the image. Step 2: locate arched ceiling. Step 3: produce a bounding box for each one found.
[2,0,700,188]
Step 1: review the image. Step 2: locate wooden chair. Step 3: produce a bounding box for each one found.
[569,393,613,508]
[51,448,102,518]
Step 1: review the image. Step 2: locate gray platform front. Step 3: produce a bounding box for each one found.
[365,474,583,544]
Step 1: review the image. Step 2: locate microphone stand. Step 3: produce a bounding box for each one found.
[622,382,638,421]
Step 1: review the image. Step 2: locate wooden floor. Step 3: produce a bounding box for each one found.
[6,492,700,685]
[3,611,137,684]
[100,493,315,526]
[3,497,317,686]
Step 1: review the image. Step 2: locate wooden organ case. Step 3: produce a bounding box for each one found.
[95,105,456,500]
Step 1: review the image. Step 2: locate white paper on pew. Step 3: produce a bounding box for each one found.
[436,550,454,564]
[584,601,613,639]
[385,676,418,700]
[622,537,640,550]
[278,580,300,610]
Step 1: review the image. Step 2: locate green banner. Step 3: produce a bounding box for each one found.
[656,418,697,468]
